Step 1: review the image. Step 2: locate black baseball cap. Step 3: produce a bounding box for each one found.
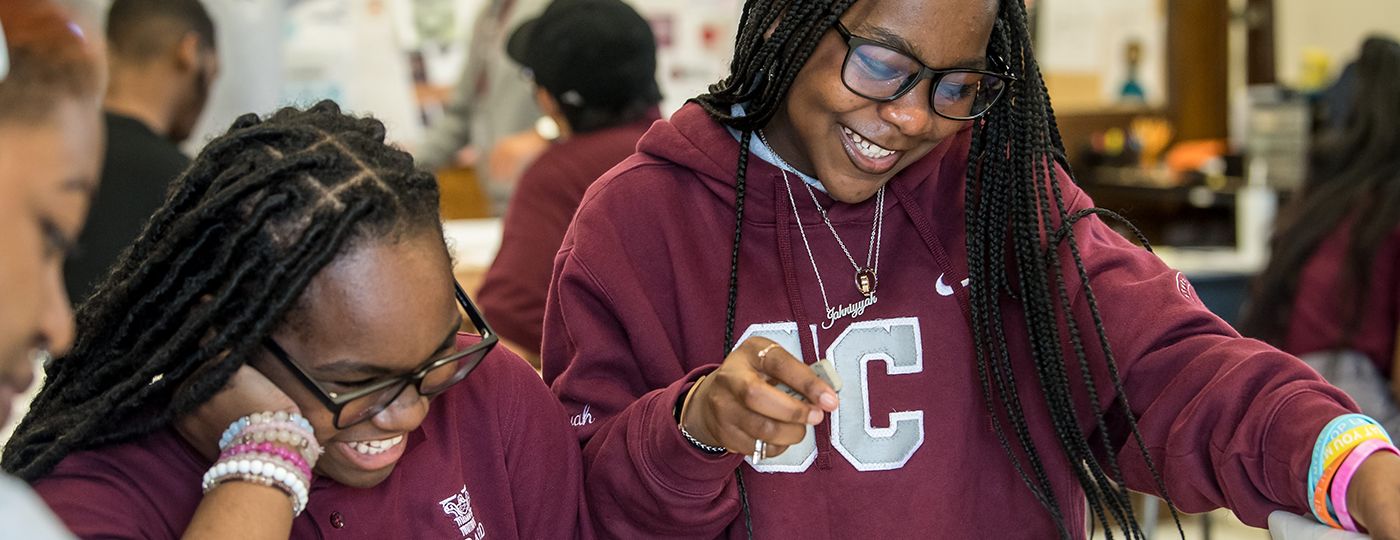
[506,0,660,110]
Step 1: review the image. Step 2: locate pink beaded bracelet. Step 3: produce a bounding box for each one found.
[219,442,311,479]
[1330,438,1399,532]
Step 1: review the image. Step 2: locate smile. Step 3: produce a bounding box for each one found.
[349,434,404,456]
[842,126,896,159]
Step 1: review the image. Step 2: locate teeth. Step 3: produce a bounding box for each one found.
[842,127,895,159]
[349,435,404,455]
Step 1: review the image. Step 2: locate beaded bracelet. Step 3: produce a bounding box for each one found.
[231,424,322,463]
[219,442,311,480]
[219,411,312,450]
[202,459,308,516]
[224,451,309,492]
[1331,439,1399,532]
[204,456,309,512]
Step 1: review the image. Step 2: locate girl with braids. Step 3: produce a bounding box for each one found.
[0,0,102,537]
[2,101,592,540]
[1243,37,1400,433]
[542,0,1400,538]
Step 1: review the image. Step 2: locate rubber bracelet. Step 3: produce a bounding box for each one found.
[1323,424,1390,470]
[1309,415,1381,505]
[1332,439,1399,532]
[1312,448,1348,528]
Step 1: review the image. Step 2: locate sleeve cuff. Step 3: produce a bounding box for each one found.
[1265,390,1359,510]
[636,365,745,495]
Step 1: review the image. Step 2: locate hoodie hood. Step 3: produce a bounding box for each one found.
[635,102,973,225]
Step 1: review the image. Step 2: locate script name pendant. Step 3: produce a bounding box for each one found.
[823,294,878,330]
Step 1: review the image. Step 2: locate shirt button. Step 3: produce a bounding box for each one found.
[329,511,345,529]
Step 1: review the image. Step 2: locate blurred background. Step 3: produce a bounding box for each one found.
[10,0,1400,537]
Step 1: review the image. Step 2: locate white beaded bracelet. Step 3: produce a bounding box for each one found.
[202,458,309,515]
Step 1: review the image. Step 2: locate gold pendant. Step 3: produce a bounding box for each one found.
[855,268,877,298]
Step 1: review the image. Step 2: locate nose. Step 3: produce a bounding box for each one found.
[36,265,76,357]
[369,383,430,433]
[877,79,939,137]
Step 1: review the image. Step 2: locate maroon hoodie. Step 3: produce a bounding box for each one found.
[542,103,1358,539]
[32,335,592,540]
[1284,218,1400,374]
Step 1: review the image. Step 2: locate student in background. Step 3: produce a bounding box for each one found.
[0,0,104,537]
[1244,37,1400,432]
[64,0,217,303]
[475,0,661,368]
[416,0,549,214]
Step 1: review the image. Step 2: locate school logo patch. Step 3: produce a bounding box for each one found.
[439,486,486,539]
[1175,272,1193,301]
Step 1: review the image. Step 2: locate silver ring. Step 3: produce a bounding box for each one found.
[753,439,767,461]
[756,344,779,360]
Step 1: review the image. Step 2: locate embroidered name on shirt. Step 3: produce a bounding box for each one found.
[439,486,486,540]
[571,405,595,426]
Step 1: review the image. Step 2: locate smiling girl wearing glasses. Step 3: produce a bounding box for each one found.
[544,0,1400,538]
[2,101,590,540]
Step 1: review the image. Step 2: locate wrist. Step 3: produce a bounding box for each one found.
[1345,449,1400,533]
[677,375,726,454]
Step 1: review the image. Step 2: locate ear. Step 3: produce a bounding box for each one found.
[534,86,560,118]
[174,33,201,73]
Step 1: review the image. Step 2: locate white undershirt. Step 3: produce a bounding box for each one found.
[725,104,829,194]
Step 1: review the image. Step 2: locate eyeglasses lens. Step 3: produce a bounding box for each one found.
[843,43,1007,119]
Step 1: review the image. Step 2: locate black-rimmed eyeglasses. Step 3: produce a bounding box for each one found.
[833,21,1014,121]
[263,281,498,429]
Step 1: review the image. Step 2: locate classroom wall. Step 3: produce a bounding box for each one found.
[1275,0,1400,85]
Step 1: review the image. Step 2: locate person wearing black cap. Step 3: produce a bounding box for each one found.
[476,0,661,368]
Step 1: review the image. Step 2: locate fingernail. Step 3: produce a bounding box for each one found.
[807,409,823,425]
[820,393,838,409]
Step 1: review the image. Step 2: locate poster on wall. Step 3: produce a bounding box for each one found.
[630,0,741,115]
[1036,0,1166,110]
[282,0,424,147]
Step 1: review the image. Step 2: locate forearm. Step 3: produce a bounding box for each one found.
[182,482,294,540]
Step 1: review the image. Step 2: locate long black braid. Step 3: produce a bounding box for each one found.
[2,101,442,481]
[697,1,1183,538]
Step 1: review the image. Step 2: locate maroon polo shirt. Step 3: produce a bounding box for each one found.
[1284,219,1400,374]
[31,335,591,539]
[476,110,660,357]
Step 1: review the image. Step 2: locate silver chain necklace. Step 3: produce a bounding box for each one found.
[760,130,885,329]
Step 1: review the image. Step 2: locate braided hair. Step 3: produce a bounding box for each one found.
[2,100,442,481]
[698,1,1181,538]
[1243,37,1400,348]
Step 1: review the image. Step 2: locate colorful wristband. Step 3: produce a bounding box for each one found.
[1323,424,1390,469]
[1312,448,1347,528]
[1331,439,1399,532]
[1309,414,1382,506]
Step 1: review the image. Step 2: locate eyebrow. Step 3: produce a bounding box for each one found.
[311,316,463,378]
[856,24,989,71]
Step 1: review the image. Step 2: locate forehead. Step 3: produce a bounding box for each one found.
[283,233,457,367]
[0,103,102,196]
[843,0,999,66]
